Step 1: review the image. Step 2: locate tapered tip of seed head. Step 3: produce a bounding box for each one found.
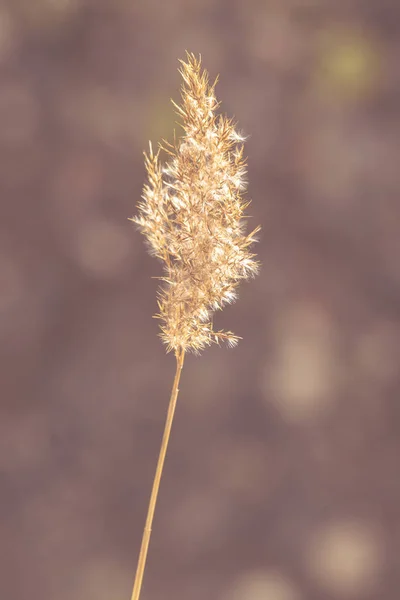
[180,50,201,68]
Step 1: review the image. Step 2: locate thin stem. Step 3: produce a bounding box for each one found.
[131,348,185,600]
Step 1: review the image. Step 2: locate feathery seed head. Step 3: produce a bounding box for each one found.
[132,53,260,354]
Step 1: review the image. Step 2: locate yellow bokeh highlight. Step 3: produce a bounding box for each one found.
[315,28,381,101]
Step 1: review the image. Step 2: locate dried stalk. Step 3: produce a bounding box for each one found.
[130,53,260,600]
[131,349,184,600]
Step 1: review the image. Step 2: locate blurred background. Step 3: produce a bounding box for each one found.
[1,1,400,599]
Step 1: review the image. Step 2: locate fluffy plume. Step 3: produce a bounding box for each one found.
[131,53,260,353]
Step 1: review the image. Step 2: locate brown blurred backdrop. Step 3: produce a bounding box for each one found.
[1,1,400,599]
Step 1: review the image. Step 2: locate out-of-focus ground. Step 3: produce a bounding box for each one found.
[1,1,400,599]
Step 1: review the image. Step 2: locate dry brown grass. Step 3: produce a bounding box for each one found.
[130,53,260,600]
[131,52,260,354]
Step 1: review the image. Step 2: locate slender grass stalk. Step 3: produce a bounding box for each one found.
[130,53,260,600]
[131,349,184,600]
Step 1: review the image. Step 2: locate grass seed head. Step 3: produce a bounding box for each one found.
[132,53,260,354]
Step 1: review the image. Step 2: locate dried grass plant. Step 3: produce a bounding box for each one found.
[129,53,260,600]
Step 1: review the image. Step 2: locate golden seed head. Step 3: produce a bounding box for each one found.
[132,53,260,354]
